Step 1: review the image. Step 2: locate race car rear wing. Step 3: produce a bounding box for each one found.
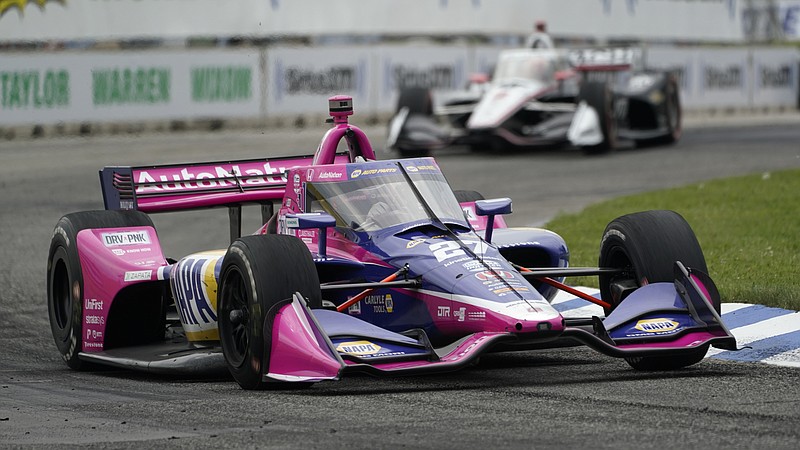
[100,153,350,213]
[100,153,351,240]
[567,47,642,72]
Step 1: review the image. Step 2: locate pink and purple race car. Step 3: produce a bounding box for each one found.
[47,95,735,390]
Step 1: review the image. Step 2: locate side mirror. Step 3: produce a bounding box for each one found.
[286,213,337,258]
[475,198,512,243]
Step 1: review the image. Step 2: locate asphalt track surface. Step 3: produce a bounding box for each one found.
[2,115,800,449]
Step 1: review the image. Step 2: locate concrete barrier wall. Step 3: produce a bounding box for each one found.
[1,45,798,131]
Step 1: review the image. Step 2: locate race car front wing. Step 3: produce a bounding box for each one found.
[260,262,736,384]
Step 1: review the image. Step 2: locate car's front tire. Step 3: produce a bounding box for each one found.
[657,74,682,145]
[218,235,321,390]
[598,210,715,371]
[579,81,617,155]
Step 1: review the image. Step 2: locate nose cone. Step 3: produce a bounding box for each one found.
[497,299,565,333]
[449,270,565,334]
[467,82,545,129]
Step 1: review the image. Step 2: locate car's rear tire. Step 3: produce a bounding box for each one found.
[598,210,716,371]
[453,190,485,203]
[47,210,155,370]
[396,87,434,115]
[218,235,321,390]
[657,74,682,145]
[579,81,617,155]
[393,87,436,158]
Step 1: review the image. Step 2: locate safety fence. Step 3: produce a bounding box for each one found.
[1,45,797,130]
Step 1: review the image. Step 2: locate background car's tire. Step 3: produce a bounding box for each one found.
[597,210,715,371]
[578,81,617,155]
[634,73,682,148]
[47,210,154,370]
[658,74,682,145]
[218,235,321,390]
[396,87,434,115]
[393,88,436,158]
[398,146,432,159]
[453,190,485,203]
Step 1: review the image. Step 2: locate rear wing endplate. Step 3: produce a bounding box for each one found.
[100,153,351,242]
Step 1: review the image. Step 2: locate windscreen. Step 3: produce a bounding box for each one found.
[306,168,467,232]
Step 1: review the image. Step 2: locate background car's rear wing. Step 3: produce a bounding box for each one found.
[567,47,642,72]
[100,153,351,240]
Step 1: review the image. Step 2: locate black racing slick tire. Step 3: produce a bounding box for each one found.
[598,210,709,312]
[47,210,155,370]
[393,87,436,158]
[396,87,434,116]
[635,73,682,148]
[579,81,617,155]
[218,235,322,390]
[598,210,715,371]
[658,74,682,145]
[453,190,485,203]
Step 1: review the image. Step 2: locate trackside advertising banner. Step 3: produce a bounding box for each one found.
[0,50,260,126]
[1,46,797,127]
[375,46,470,111]
[779,1,800,40]
[267,47,370,115]
[751,49,800,105]
[696,48,751,108]
[646,47,798,109]
[265,46,471,115]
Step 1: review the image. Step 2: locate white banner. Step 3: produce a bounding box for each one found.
[752,47,799,106]
[0,50,261,126]
[266,46,371,116]
[779,1,800,40]
[1,45,797,128]
[695,48,752,108]
[375,46,470,112]
[0,0,745,44]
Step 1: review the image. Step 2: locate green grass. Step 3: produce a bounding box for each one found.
[544,168,800,311]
